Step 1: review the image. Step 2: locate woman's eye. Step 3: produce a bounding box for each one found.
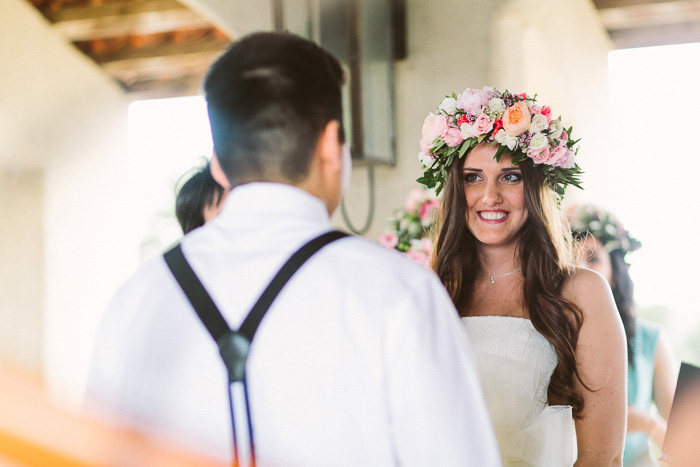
[501,172,522,183]
[463,173,480,183]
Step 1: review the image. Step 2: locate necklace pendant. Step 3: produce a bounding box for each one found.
[490,275,495,284]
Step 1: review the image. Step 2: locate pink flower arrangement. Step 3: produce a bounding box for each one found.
[417,87,583,201]
[380,187,438,267]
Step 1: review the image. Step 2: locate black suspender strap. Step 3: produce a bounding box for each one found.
[238,230,348,342]
[163,230,349,467]
[163,244,230,342]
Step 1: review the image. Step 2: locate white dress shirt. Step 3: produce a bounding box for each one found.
[86,182,501,466]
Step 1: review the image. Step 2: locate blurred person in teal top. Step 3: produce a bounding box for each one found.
[570,206,677,466]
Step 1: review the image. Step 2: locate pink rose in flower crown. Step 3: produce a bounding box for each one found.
[379,232,398,249]
[472,113,494,136]
[528,146,552,164]
[541,106,552,123]
[456,88,489,115]
[444,127,464,147]
[559,129,569,145]
[551,147,575,169]
[502,101,531,136]
[419,137,431,156]
[421,113,449,145]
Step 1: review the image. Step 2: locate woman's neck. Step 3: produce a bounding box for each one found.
[476,242,521,275]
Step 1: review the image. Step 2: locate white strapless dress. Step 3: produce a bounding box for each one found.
[462,316,576,466]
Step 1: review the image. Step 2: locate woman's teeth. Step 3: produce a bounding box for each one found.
[480,211,507,220]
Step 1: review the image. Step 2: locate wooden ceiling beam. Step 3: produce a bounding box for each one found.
[53,10,212,41]
[593,0,680,8]
[46,0,217,41]
[102,50,219,84]
[44,0,187,22]
[87,36,228,64]
[599,0,700,30]
[608,20,700,47]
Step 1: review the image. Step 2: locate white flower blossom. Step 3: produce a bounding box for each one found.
[438,97,457,115]
[494,129,518,150]
[529,114,548,134]
[418,151,434,168]
[488,97,506,114]
[549,118,563,139]
[460,122,479,139]
[529,133,548,151]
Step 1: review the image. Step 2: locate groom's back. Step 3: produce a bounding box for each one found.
[86,32,501,466]
[87,189,499,465]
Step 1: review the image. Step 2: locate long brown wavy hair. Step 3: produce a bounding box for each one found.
[432,147,587,418]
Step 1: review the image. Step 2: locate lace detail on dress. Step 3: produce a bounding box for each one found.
[463,316,575,466]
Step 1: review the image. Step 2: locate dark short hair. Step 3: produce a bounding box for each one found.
[203,32,344,187]
[175,163,225,234]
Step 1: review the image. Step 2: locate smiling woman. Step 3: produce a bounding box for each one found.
[462,144,528,249]
[420,86,628,466]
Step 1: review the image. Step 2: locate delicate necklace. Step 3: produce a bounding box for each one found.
[478,268,522,284]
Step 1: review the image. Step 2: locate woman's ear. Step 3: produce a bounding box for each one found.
[210,153,232,190]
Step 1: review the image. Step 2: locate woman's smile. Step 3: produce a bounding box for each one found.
[477,209,509,223]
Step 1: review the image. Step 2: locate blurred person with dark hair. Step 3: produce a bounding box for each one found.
[570,205,677,466]
[175,162,228,234]
[86,32,500,466]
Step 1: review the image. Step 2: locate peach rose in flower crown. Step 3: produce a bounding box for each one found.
[502,101,531,136]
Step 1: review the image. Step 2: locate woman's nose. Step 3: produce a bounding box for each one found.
[481,181,502,205]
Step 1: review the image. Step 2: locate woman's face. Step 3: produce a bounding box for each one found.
[576,236,613,284]
[463,143,528,248]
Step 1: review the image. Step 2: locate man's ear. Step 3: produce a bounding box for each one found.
[317,120,342,173]
[210,153,232,190]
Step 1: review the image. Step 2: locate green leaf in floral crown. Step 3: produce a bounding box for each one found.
[511,152,527,165]
[458,140,471,159]
[493,144,510,162]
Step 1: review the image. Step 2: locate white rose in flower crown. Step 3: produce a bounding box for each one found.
[418,151,434,168]
[494,129,518,150]
[549,118,563,139]
[488,97,506,114]
[460,122,479,139]
[529,113,548,134]
[529,133,549,151]
[438,97,457,115]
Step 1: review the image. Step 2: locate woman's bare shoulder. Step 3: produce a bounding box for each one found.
[563,266,616,319]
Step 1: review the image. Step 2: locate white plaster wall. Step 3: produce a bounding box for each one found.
[338,0,510,239]
[0,0,133,408]
[0,170,44,372]
[0,0,614,409]
[493,0,613,207]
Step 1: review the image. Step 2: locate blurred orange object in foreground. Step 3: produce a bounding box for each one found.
[0,361,224,467]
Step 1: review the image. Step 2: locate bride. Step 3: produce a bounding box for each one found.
[418,87,627,465]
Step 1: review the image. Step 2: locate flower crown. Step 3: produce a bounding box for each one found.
[416,86,583,199]
[568,205,641,254]
[379,187,438,267]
